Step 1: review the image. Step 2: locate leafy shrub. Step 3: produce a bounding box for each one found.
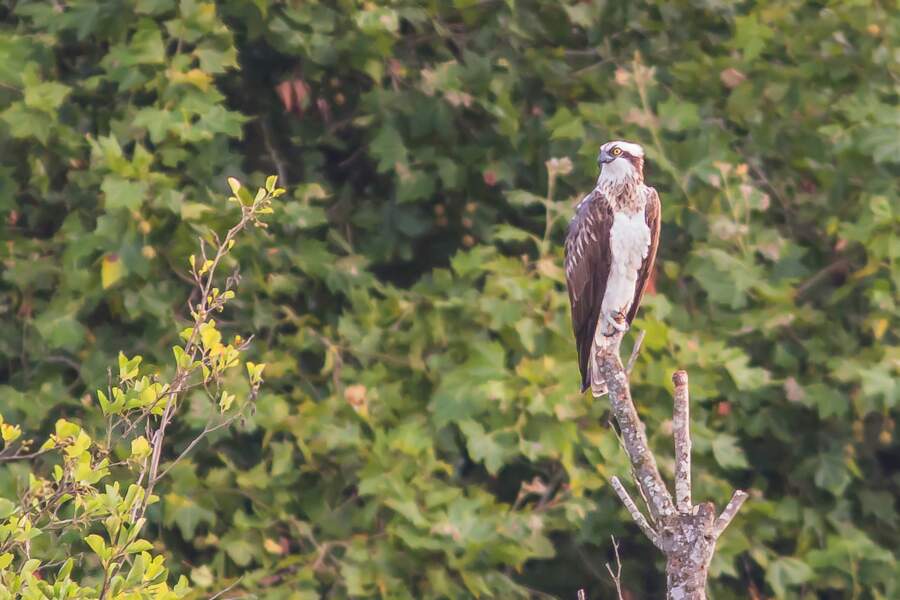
[0,177,280,598]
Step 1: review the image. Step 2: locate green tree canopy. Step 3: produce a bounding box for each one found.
[0,1,897,598]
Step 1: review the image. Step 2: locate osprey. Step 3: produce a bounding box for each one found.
[564,141,660,396]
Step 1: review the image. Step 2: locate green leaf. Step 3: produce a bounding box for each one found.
[0,498,16,520]
[125,539,153,554]
[97,389,112,414]
[814,453,851,496]
[1,103,51,143]
[733,14,774,61]
[85,534,108,560]
[223,537,256,567]
[711,434,749,469]
[102,177,148,212]
[766,557,813,598]
[459,420,510,475]
[164,494,216,539]
[370,124,407,172]
[173,345,191,369]
[724,354,770,391]
[33,312,86,351]
[56,558,74,581]
[547,108,584,140]
[135,0,176,15]
[23,80,71,114]
[195,46,238,74]
[126,22,166,65]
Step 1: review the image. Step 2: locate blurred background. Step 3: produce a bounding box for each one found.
[1,0,897,598]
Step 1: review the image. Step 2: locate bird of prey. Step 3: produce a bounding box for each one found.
[564,141,660,396]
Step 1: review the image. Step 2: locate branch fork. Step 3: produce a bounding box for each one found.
[594,330,748,600]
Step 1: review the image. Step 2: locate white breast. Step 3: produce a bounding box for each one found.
[602,211,651,316]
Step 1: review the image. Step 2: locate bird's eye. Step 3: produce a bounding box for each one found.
[611,147,622,156]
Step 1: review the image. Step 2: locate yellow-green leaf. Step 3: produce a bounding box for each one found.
[131,436,151,460]
[125,539,153,554]
[1,423,22,443]
[101,254,124,289]
[219,391,235,412]
[85,534,107,559]
[199,321,221,350]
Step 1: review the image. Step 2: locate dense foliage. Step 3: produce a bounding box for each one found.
[1,0,897,598]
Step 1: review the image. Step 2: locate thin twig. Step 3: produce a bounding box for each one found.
[625,330,646,375]
[610,476,660,548]
[794,258,850,299]
[156,416,241,481]
[0,448,48,463]
[260,118,288,187]
[209,576,244,600]
[605,535,625,600]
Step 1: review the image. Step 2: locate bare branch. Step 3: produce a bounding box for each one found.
[608,420,656,526]
[713,490,749,538]
[672,370,692,512]
[596,330,675,522]
[156,415,242,482]
[0,447,47,463]
[605,535,625,600]
[209,576,244,600]
[610,476,660,549]
[260,118,288,187]
[625,330,646,375]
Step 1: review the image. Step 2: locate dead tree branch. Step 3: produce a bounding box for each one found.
[605,535,625,600]
[594,329,748,599]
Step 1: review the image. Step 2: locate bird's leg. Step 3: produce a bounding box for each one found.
[610,309,629,333]
[602,311,628,336]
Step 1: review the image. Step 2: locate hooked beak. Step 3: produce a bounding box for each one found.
[598,149,614,165]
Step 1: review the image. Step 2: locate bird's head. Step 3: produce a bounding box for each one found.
[597,140,645,184]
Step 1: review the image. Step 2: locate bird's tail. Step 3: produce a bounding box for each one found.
[589,343,608,397]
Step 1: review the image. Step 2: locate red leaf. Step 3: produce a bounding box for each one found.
[276,81,294,114]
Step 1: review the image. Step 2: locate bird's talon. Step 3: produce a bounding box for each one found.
[609,311,629,332]
[601,314,616,337]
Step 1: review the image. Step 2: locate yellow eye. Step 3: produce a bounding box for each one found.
[611,147,622,156]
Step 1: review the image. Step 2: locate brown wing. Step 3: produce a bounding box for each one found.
[565,190,613,393]
[626,187,661,324]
